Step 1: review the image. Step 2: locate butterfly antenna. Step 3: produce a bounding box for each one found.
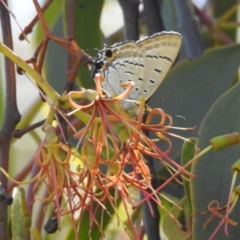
[85,47,99,54]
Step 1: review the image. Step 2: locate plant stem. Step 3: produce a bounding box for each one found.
[0,1,21,239]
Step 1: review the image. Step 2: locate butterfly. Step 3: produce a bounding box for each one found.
[89,31,182,113]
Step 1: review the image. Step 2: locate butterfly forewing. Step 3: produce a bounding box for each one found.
[136,32,182,100]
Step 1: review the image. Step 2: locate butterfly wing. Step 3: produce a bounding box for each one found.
[101,42,145,101]
[136,32,182,100]
[93,32,182,113]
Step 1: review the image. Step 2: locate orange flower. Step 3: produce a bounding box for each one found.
[60,73,194,238]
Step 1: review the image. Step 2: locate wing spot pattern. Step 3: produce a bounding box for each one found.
[134,63,144,68]
[112,62,125,70]
[158,55,173,62]
[154,68,161,73]
[124,60,144,68]
[146,54,173,63]
[125,70,134,75]
[146,55,158,59]
[124,60,133,65]
[149,79,155,84]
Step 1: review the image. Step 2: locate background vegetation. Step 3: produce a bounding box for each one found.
[0,0,240,239]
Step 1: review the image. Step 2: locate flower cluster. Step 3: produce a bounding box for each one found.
[33,73,193,239]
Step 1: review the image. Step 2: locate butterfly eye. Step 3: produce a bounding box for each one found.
[105,49,113,58]
[95,61,104,70]
[91,61,105,77]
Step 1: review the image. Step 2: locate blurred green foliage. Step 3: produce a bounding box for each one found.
[1,0,240,239]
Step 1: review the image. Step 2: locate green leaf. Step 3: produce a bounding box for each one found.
[35,0,64,41]
[212,0,237,40]
[35,0,67,95]
[44,0,104,94]
[181,138,197,212]
[148,44,240,161]
[191,81,240,239]
[66,188,121,239]
[11,188,30,240]
[162,197,192,240]
[44,14,67,94]
[72,0,104,89]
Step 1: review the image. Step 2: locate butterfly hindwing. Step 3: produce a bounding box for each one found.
[101,42,145,101]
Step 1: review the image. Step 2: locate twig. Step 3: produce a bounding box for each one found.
[173,0,204,57]
[141,115,161,240]
[194,5,234,45]
[0,1,21,239]
[117,0,140,40]
[142,0,164,34]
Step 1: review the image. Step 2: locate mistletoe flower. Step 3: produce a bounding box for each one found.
[62,73,194,238]
[34,125,87,236]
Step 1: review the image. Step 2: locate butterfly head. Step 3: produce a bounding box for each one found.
[89,46,118,77]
